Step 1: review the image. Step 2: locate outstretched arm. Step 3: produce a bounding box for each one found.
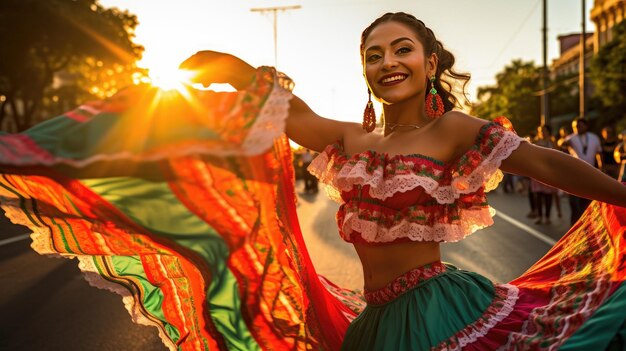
[180,51,359,152]
[500,142,626,207]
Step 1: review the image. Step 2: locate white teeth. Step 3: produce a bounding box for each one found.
[382,75,406,83]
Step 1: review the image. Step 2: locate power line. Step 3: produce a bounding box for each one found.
[487,0,542,69]
[251,5,302,68]
[532,76,579,96]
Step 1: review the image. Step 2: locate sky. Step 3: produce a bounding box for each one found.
[98,0,595,123]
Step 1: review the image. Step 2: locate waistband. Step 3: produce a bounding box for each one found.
[364,261,447,305]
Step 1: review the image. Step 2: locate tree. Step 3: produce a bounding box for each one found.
[0,0,144,131]
[590,20,626,130]
[549,72,579,118]
[470,60,542,136]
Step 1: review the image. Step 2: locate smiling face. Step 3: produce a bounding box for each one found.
[362,21,437,105]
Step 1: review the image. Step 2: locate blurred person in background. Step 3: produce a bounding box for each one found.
[600,126,620,178]
[524,132,538,219]
[556,125,571,154]
[614,130,626,182]
[530,125,559,224]
[301,149,319,194]
[559,117,602,225]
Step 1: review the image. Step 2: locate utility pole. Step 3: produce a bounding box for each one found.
[251,5,301,68]
[541,0,549,126]
[579,0,587,118]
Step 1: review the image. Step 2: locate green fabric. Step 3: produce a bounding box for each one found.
[106,255,182,343]
[21,110,220,160]
[82,177,261,351]
[341,265,495,351]
[560,282,626,350]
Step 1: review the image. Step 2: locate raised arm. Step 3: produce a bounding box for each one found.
[500,142,626,207]
[180,51,359,152]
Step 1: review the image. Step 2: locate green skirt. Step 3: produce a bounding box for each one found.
[341,260,626,351]
[341,261,520,350]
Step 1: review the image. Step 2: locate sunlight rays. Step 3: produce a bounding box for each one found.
[148,67,195,92]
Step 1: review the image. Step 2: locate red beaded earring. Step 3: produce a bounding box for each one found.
[425,75,445,118]
[362,89,376,132]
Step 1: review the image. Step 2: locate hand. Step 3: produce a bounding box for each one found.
[179,50,231,85]
[179,51,255,89]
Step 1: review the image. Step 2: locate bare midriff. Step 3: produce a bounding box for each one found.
[354,241,441,291]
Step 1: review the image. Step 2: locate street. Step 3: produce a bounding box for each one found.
[0,184,573,350]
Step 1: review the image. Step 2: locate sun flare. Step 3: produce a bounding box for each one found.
[148,66,195,92]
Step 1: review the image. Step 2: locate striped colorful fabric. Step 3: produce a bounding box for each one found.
[0,67,363,351]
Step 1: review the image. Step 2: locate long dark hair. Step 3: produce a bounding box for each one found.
[360,12,470,112]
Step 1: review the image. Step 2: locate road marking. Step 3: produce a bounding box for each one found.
[494,210,557,246]
[0,233,30,247]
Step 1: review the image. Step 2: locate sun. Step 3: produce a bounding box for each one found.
[147,66,195,92]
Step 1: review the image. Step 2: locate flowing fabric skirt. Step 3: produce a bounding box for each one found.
[2,72,626,350]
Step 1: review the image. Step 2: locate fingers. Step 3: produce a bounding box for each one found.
[179,50,228,69]
[178,51,229,86]
[178,52,205,70]
[178,51,255,89]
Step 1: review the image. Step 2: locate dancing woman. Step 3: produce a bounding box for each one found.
[3,12,626,351]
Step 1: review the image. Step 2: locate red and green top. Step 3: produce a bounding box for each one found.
[308,117,525,244]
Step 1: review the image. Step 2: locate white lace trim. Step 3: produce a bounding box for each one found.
[309,130,523,205]
[308,151,442,203]
[341,206,496,243]
[436,284,519,351]
[78,257,178,351]
[336,160,441,201]
[0,197,58,256]
[308,151,345,203]
[241,80,292,155]
[0,197,177,351]
[1,74,292,167]
[432,131,522,204]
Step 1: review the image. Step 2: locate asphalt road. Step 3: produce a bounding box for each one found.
[0,184,574,351]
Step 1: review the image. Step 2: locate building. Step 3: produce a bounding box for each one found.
[552,0,625,77]
[549,0,625,128]
[591,0,626,51]
[551,33,594,78]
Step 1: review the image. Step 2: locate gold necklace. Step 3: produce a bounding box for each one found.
[385,122,426,131]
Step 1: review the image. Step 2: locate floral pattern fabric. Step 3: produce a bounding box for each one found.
[308,117,524,244]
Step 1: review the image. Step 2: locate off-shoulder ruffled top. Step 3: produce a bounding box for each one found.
[307,117,525,244]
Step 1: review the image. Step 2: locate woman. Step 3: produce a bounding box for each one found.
[529,125,559,224]
[601,126,620,178]
[3,12,626,351]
